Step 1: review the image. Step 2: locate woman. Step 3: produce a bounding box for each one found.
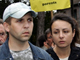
[46,13,80,60]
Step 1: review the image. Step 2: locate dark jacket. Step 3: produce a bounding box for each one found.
[0,38,53,60]
[46,47,80,60]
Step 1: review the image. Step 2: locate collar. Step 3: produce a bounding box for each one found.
[29,42,45,60]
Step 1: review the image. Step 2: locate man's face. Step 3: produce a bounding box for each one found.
[0,24,7,45]
[6,13,33,42]
[47,33,53,47]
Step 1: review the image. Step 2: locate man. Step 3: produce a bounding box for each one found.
[45,28,55,48]
[0,2,53,60]
[0,19,7,45]
[38,34,50,50]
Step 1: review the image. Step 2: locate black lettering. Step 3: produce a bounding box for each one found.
[45,3,47,5]
[49,2,51,5]
[42,3,44,6]
[54,2,57,4]
[42,1,57,6]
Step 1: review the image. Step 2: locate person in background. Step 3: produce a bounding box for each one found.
[46,13,80,60]
[74,21,80,47]
[38,34,50,50]
[0,2,53,60]
[45,28,55,48]
[0,19,7,45]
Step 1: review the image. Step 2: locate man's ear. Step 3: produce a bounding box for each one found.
[44,42,47,46]
[3,22,10,32]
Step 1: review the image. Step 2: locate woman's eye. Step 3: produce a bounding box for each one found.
[64,31,68,33]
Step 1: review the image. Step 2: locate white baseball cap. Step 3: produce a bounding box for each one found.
[3,2,37,22]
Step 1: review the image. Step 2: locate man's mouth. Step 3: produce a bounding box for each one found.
[23,32,29,35]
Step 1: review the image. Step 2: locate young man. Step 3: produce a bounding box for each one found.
[0,19,7,45]
[0,2,53,60]
[45,28,55,48]
[38,34,50,50]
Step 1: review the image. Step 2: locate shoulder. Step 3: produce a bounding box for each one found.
[46,47,59,60]
[0,45,2,52]
[71,47,80,55]
[29,42,49,54]
[69,47,80,60]
[71,47,80,51]
[31,44,50,55]
[46,47,54,54]
[35,46,54,60]
[0,45,5,59]
[29,42,53,60]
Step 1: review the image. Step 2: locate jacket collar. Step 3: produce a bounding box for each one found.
[29,42,45,60]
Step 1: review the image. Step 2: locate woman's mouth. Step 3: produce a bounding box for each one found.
[59,41,65,44]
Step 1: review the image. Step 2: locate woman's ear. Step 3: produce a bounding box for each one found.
[3,22,10,32]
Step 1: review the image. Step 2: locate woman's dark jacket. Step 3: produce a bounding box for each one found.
[46,47,80,60]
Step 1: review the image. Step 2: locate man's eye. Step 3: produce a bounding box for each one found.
[27,18,33,22]
[17,19,23,22]
[28,19,32,22]
[54,32,58,34]
[0,33,4,35]
[48,36,52,39]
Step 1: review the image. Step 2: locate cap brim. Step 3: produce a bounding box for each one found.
[10,9,37,19]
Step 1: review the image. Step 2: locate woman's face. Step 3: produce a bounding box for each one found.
[51,20,75,48]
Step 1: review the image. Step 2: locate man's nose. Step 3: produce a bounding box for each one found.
[24,22,29,28]
[0,38,3,42]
